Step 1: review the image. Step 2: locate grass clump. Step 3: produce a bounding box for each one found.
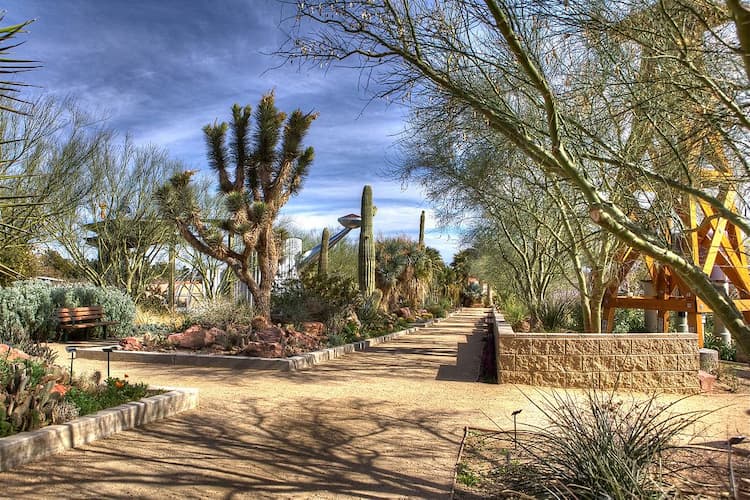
[517,390,711,499]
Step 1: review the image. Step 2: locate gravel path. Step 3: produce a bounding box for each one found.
[1,308,749,499]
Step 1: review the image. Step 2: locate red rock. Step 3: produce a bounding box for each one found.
[0,343,30,361]
[242,341,283,358]
[168,324,213,349]
[206,327,227,346]
[251,316,270,331]
[302,321,325,338]
[397,307,412,319]
[256,326,283,343]
[698,370,716,393]
[119,336,143,351]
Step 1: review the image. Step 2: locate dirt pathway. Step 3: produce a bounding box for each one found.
[2,308,749,499]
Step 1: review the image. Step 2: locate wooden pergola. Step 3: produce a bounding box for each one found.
[600,1,747,346]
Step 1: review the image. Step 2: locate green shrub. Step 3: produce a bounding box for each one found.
[518,389,710,498]
[612,308,647,333]
[64,376,150,416]
[272,272,361,326]
[498,296,528,326]
[703,332,736,361]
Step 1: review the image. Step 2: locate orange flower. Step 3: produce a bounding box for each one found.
[51,383,68,396]
[123,373,129,378]
[115,380,125,389]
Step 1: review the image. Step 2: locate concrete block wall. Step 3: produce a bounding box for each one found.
[492,311,700,392]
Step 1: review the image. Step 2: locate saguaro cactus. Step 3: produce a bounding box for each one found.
[358,185,375,297]
[418,210,426,248]
[318,227,329,277]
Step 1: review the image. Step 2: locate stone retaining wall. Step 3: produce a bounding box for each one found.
[492,310,700,392]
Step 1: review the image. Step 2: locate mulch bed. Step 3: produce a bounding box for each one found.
[453,427,750,499]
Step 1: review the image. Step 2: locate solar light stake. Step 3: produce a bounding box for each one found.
[511,409,522,449]
[65,347,77,380]
[102,346,119,379]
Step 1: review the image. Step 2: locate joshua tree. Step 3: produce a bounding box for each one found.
[157,92,317,319]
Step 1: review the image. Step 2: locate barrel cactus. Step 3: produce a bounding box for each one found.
[358,185,376,297]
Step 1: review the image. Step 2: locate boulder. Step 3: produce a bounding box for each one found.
[251,316,270,331]
[256,326,284,343]
[302,321,325,338]
[168,324,213,349]
[0,343,30,361]
[119,336,143,351]
[397,307,412,319]
[206,327,227,347]
[242,341,283,358]
[698,370,717,393]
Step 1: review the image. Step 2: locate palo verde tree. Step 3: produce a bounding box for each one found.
[286,0,750,353]
[157,92,317,319]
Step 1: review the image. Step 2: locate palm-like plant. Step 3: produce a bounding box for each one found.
[375,237,438,310]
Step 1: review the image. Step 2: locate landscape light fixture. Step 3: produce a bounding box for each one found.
[511,409,522,449]
[102,346,120,379]
[65,346,77,379]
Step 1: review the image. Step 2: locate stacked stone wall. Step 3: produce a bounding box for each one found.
[492,311,699,393]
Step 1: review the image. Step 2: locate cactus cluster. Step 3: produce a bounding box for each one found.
[0,361,62,436]
[358,185,376,297]
[318,227,330,277]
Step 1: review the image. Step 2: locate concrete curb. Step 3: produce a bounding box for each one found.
[0,387,198,472]
[75,310,460,372]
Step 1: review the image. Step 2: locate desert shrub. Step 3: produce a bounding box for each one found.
[703,332,737,361]
[518,390,710,498]
[0,280,136,343]
[538,293,577,332]
[612,308,647,333]
[498,296,528,326]
[272,272,361,326]
[182,299,255,330]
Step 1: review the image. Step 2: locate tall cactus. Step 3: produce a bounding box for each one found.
[318,227,329,277]
[358,185,376,297]
[418,210,426,248]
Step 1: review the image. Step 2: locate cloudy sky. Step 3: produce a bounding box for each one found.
[4,0,463,260]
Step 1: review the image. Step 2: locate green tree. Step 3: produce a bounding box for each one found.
[288,0,750,351]
[157,92,317,319]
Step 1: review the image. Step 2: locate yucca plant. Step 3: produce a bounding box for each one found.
[515,389,713,499]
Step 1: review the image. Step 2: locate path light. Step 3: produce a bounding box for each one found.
[65,346,77,380]
[728,435,746,499]
[102,346,120,379]
[511,409,522,449]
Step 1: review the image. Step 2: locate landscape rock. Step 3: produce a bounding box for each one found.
[397,307,412,319]
[168,324,215,349]
[0,343,30,361]
[251,316,270,331]
[698,370,717,393]
[206,327,227,347]
[302,321,325,338]
[256,326,284,343]
[242,341,283,358]
[119,336,143,351]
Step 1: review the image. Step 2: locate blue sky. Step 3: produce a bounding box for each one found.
[4,0,462,261]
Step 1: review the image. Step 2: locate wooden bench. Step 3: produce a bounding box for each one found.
[56,306,118,342]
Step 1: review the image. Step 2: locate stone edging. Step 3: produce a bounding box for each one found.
[75,312,458,371]
[0,387,198,472]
